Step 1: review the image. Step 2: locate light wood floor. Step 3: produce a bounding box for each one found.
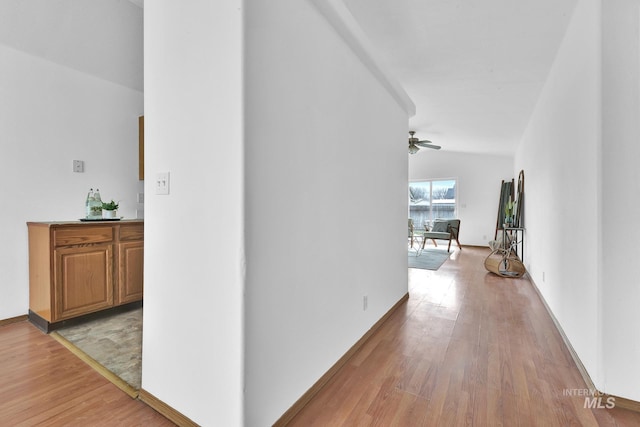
[0,320,175,426]
[288,246,640,426]
[3,247,640,426]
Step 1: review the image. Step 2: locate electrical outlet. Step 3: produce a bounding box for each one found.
[137,193,144,203]
[363,295,368,311]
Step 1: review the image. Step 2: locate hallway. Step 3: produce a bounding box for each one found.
[287,247,640,426]
[3,246,640,425]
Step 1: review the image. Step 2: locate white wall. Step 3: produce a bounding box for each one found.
[515,0,602,386]
[409,150,514,246]
[0,0,144,92]
[0,41,143,320]
[519,0,640,401]
[141,1,244,426]
[243,1,411,425]
[601,0,640,400]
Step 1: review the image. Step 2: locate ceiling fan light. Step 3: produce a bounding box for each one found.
[408,145,419,154]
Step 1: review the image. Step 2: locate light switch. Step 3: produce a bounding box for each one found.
[155,172,170,195]
[73,160,84,173]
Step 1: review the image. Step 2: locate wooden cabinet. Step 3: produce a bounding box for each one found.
[55,243,114,320]
[118,223,144,304]
[27,220,143,332]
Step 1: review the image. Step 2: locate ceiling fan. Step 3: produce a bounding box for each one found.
[408,131,441,154]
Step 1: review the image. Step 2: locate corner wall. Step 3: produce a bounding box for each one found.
[244,1,411,424]
[600,0,640,400]
[142,1,244,425]
[515,0,602,387]
[519,0,640,402]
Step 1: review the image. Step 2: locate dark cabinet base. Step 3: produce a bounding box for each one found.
[29,301,142,334]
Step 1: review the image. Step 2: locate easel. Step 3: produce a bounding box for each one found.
[486,170,525,277]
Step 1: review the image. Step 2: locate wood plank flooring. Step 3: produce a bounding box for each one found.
[0,320,175,426]
[287,246,640,426]
[3,246,640,425]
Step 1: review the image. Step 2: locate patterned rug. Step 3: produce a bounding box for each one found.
[53,308,142,392]
[408,248,452,270]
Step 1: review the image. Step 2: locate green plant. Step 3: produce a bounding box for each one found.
[504,198,515,222]
[102,200,119,211]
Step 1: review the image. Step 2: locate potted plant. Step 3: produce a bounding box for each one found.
[102,200,120,219]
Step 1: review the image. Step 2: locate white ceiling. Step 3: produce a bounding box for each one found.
[343,0,578,155]
[3,0,577,156]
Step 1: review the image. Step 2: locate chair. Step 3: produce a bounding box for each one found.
[422,219,462,252]
[408,219,425,252]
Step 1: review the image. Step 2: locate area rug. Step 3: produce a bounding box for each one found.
[408,249,452,270]
[52,308,142,395]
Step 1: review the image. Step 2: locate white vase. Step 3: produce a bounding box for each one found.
[102,209,117,219]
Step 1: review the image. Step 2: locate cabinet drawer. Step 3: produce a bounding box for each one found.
[54,226,114,247]
[120,224,144,241]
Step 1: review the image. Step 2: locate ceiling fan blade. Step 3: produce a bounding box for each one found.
[416,142,441,150]
[408,132,441,153]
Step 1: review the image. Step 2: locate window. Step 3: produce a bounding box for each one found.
[409,179,457,229]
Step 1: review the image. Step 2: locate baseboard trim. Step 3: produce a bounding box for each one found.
[0,314,28,326]
[528,278,598,392]
[529,277,640,413]
[138,388,199,427]
[607,393,640,412]
[273,292,410,426]
[29,301,143,334]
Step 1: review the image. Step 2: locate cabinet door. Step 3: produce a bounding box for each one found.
[118,241,143,304]
[54,244,114,321]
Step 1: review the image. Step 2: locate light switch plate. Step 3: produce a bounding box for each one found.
[73,160,84,173]
[155,172,170,195]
